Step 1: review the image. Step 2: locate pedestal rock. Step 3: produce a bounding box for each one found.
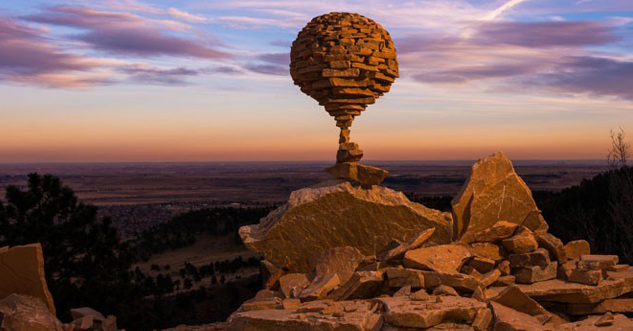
[239,180,452,272]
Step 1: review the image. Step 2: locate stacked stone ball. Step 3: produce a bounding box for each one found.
[290,12,399,129]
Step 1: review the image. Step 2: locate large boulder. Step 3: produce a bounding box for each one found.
[452,152,548,243]
[0,294,62,331]
[0,243,56,315]
[240,180,453,272]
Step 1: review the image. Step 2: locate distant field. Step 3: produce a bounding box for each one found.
[0,160,607,205]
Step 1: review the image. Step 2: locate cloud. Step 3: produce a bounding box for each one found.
[0,17,115,88]
[241,52,289,76]
[23,6,230,59]
[397,18,631,101]
[482,0,532,21]
[119,64,199,85]
[167,8,209,23]
[527,56,633,100]
[474,21,619,47]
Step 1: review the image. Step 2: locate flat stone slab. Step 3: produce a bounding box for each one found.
[227,300,381,331]
[375,295,489,329]
[240,180,452,272]
[516,267,633,303]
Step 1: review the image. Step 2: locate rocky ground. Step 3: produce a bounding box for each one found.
[188,152,633,330]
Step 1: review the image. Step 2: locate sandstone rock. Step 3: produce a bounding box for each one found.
[240,180,452,272]
[376,295,488,329]
[516,267,633,303]
[281,298,301,310]
[393,286,411,297]
[325,162,388,187]
[569,268,603,286]
[0,294,62,331]
[461,265,484,279]
[559,313,633,330]
[492,286,551,320]
[386,268,425,288]
[241,299,280,311]
[472,308,493,331]
[467,257,496,274]
[310,246,365,284]
[432,285,458,296]
[469,242,504,261]
[71,315,94,330]
[472,287,500,302]
[403,244,472,273]
[328,271,384,301]
[608,264,629,272]
[410,289,430,301]
[278,273,310,298]
[566,298,633,315]
[558,261,576,281]
[564,240,590,261]
[509,248,550,268]
[502,227,538,254]
[535,232,566,264]
[490,302,548,331]
[594,312,614,327]
[300,273,341,301]
[493,275,516,287]
[228,299,382,331]
[421,271,481,292]
[101,316,117,331]
[471,221,518,243]
[498,260,511,276]
[577,255,618,271]
[452,152,548,243]
[377,228,435,262]
[480,269,502,288]
[70,307,106,323]
[0,244,56,315]
[514,262,558,284]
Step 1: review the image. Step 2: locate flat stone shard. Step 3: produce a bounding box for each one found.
[502,227,538,254]
[566,298,633,315]
[240,181,452,272]
[514,262,558,284]
[310,246,365,284]
[0,294,62,331]
[278,273,310,298]
[403,244,472,273]
[328,270,384,301]
[492,286,551,319]
[534,232,567,264]
[377,228,435,262]
[0,244,56,315]
[577,255,618,271]
[564,240,590,260]
[469,242,505,261]
[376,295,488,329]
[228,299,382,331]
[490,302,546,331]
[386,268,425,288]
[568,268,603,286]
[452,152,548,243]
[325,162,388,187]
[471,221,518,243]
[516,267,633,303]
[509,248,550,268]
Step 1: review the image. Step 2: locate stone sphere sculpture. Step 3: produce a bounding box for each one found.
[290,12,399,165]
[290,13,399,125]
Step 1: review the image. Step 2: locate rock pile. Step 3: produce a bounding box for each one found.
[227,152,633,330]
[290,12,398,187]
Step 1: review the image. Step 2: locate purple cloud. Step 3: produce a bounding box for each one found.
[0,17,114,88]
[528,56,633,100]
[23,6,230,59]
[119,65,198,85]
[474,21,619,47]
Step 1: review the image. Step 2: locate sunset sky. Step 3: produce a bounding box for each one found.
[1,0,632,162]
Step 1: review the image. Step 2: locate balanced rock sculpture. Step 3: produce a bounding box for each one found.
[290,12,399,186]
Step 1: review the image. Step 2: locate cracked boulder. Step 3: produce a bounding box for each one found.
[452,152,548,243]
[240,180,452,272]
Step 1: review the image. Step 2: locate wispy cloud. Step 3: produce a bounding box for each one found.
[23,6,230,59]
